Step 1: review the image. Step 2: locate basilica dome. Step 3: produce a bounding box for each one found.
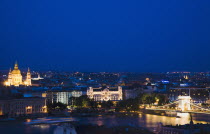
[11,69,21,74]
[11,63,21,74]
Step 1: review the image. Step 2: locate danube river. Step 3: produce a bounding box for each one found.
[1,113,210,134]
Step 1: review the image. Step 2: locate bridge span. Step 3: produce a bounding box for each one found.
[145,95,210,114]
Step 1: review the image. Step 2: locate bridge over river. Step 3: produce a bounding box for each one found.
[146,95,210,114]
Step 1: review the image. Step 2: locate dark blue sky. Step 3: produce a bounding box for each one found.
[0,0,210,72]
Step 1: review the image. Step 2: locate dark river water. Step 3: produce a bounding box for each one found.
[1,113,210,134]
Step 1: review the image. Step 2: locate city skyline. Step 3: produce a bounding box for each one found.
[1,1,210,134]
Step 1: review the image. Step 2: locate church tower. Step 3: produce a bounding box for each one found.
[24,68,32,86]
[8,68,12,85]
[5,68,12,86]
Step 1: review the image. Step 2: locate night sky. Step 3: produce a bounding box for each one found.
[0,0,210,72]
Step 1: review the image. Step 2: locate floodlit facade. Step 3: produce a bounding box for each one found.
[4,62,31,86]
[87,86,123,101]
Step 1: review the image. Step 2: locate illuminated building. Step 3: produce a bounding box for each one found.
[47,90,83,105]
[0,97,47,117]
[87,86,123,101]
[24,68,32,86]
[31,74,44,80]
[4,62,31,86]
[184,75,189,80]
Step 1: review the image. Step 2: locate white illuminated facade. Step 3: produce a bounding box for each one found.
[47,90,83,105]
[31,74,44,80]
[87,86,123,101]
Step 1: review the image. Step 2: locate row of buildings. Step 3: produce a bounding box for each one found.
[2,62,210,117]
[2,85,210,117]
[0,86,123,117]
[47,86,123,105]
[0,97,47,117]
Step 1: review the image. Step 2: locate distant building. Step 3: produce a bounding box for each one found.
[168,87,210,103]
[4,62,31,86]
[46,90,83,105]
[87,86,123,101]
[31,74,44,80]
[0,97,47,117]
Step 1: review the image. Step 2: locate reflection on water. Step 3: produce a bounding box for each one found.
[143,113,192,129]
[31,124,50,129]
[78,113,210,131]
[26,119,31,122]
[1,113,210,133]
[141,113,209,130]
